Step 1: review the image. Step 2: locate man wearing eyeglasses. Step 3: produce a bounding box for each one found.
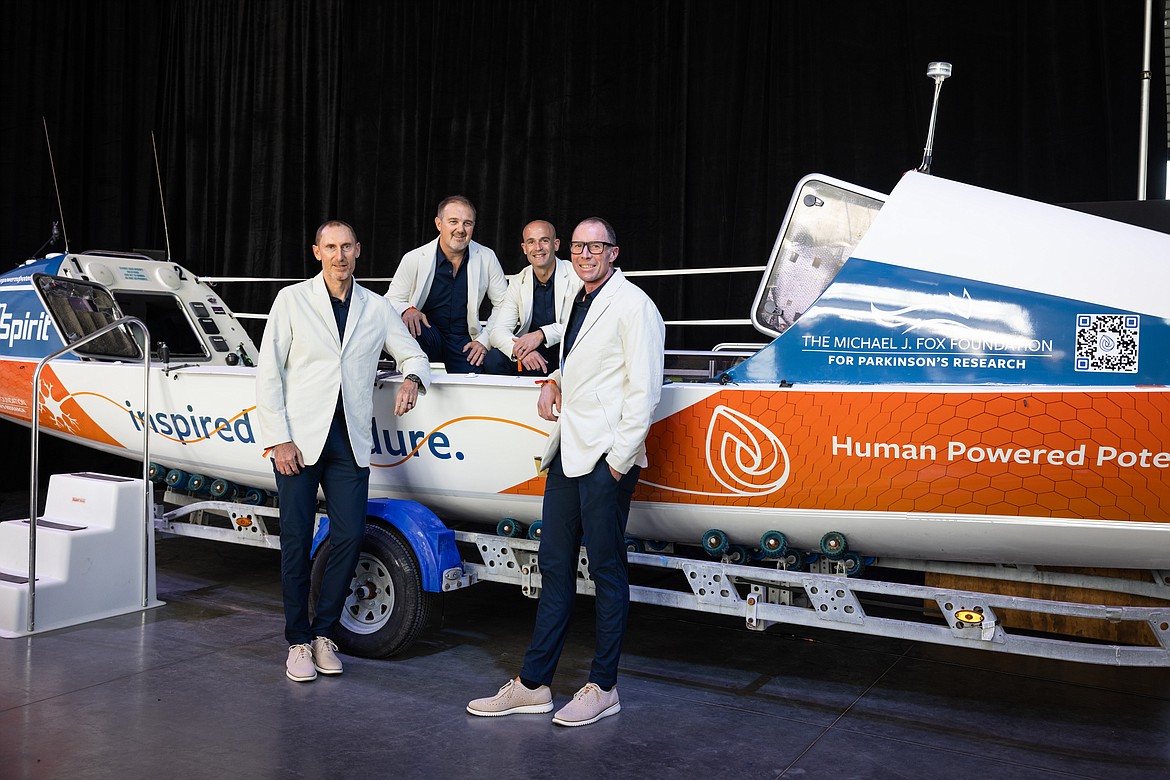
[481,220,580,376]
[386,195,508,373]
[468,217,665,727]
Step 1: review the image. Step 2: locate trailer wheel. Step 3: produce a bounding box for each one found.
[725,544,750,564]
[209,478,236,499]
[841,551,865,577]
[760,530,788,558]
[782,549,807,571]
[819,530,848,559]
[309,523,434,658]
[701,528,729,557]
[497,518,524,538]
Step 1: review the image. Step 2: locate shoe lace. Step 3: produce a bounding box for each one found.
[314,637,338,652]
[574,683,601,700]
[290,643,312,659]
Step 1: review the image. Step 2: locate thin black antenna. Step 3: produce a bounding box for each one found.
[150,131,173,262]
[42,117,70,253]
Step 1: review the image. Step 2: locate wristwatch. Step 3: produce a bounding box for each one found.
[404,374,422,388]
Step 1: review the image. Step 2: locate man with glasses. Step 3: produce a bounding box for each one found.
[386,195,508,373]
[468,217,665,726]
[481,220,580,376]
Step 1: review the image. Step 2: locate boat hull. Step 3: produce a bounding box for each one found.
[5,358,1168,569]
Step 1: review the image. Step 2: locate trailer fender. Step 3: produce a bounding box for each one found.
[310,498,460,592]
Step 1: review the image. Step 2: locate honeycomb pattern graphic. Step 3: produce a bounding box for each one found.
[637,389,1170,522]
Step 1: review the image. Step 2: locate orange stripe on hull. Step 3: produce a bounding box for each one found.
[0,359,123,448]
[636,389,1170,523]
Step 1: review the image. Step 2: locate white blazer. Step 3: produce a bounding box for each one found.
[385,237,508,347]
[487,258,580,358]
[256,274,431,468]
[540,269,665,478]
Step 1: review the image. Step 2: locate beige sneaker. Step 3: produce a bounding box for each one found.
[286,643,317,682]
[467,677,554,717]
[312,637,343,675]
[552,682,620,727]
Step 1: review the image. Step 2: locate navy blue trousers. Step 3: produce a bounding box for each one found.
[521,454,640,689]
[275,412,369,645]
[415,323,480,374]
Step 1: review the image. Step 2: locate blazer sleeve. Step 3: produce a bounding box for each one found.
[377,296,433,391]
[474,249,511,347]
[385,249,418,315]
[487,274,525,356]
[606,294,666,475]
[255,289,295,450]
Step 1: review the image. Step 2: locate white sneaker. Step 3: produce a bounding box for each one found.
[286,643,317,682]
[312,637,343,675]
[552,682,620,726]
[467,677,554,717]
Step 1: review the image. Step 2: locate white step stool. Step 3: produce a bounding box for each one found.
[0,472,163,637]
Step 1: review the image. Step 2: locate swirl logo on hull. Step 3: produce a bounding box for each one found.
[706,405,790,495]
[642,404,790,497]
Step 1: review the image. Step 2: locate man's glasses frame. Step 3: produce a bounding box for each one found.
[569,241,617,255]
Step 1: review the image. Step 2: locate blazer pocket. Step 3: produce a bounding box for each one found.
[594,392,617,435]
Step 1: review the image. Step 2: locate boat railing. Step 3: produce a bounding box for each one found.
[202,266,769,380]
[28,316,152,631]
[199,264,767,330]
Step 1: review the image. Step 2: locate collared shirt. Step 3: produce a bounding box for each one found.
[422,244,470,337]
[529,271,556,337]
[329,283,352,345]
[561,273,612,366]
[330,283,352,414]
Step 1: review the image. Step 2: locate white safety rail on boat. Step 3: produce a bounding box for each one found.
[199,265,766,329]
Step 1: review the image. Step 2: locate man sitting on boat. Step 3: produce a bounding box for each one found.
[385,195,508,373]
[481,219,580,376]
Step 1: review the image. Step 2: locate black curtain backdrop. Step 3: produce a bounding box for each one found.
[0,0,1165,354]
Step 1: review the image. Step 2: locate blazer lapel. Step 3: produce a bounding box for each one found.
[308,274,342,349]
[342,283,366,353]
[564,269,623,360]
[518,266,535,332]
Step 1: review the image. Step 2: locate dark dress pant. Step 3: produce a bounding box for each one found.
[275,411,370,645]
[521,453,640,689]
[415,323,481,374]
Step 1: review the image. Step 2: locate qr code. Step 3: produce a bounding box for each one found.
[1074,314,1139,373]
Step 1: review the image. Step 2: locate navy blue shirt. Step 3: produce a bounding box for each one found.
[529,271,556,338]
[561,273,613,367]
[422,245,471,338]
[329,282,352,414]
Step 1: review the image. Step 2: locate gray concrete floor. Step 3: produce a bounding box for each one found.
[2,528,1169,779]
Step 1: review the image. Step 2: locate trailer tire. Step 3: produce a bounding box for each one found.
[309,523,434,658]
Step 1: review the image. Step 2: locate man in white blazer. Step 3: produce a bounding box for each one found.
[468,218,665,726]
[385,195,508,373]
[482,219,581,376]
[256,220,431,683]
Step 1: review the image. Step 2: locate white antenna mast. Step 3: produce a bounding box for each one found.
[151,131,173,262]
[917,61,952,175]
